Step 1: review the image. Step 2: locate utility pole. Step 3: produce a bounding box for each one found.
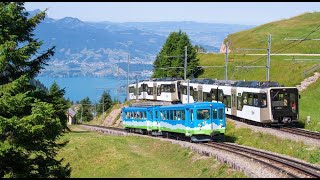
[94,100,97,120]
[135,75,139,101]
[80,105,83,124]
[267,34,271,81]
[102,96,104,117]
[127,54,130,101]
[187,79,190,103]
[184,46,187,81]
[225,42,228,80]
[117,66,120,104]
[235,34,272,81]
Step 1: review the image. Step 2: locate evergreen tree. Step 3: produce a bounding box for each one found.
[48,81,70,129]
[0,3,70,177]
[152,30,203,78]
[76,97,93,122]
[97,91,112,115]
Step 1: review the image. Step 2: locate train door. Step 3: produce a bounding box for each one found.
[231,88,237,116]
[185,108,194,136]
[153,82,157,100]
[198,85,203,102]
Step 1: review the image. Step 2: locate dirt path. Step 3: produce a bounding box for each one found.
[102,104,126,127]
[296,72,320,91]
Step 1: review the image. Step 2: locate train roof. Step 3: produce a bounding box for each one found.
[158,102,225,109]
[130,78,285,88]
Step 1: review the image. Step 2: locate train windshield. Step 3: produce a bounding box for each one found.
[270,88,298,113]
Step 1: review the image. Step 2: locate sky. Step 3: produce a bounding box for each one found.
[24,2,320,25]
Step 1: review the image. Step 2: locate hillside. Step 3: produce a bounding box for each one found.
[198,12,320,130]
[224,12,320,54]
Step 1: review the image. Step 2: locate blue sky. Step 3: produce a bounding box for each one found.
[25,2,320,25]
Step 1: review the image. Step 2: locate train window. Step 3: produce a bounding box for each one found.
[211,89,217,101]
[161,85,165,93]
[290,93,297,113]
[190,87,194,96]
[190,109,194,121]
[157,86,161,96]
[193,90,198,102]
[139,86,142,95]
[129,87,135,93]
[243,92,248,105]
[155,111,158,119]
[171,84,176,93]
[247,93,253,106]
[176,110,180,120]
[218,108,224,120]
[169,110,172,120]
[253,94,259,107]
[164,111,168,120]
[147,87,153,95]
[143,111,147,119]
[181,110,185,120]
[237,96,243,110]
[126,112,130,119]
[212,109,217,119]
[160,111,164,120]
[226,95,231,108]
[223,96,228,107]
[203,92,208,101]
[219,90,224,102]
[197,109,210,120]
[150,111,153,119]
[182,86,187,95]
[259,93,267,108]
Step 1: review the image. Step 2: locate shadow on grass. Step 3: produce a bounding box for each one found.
[69,130,91,134]
[223,135,237,143]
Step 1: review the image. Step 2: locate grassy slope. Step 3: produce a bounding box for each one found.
[299,78,320,131]
[198,12,320,131]
[225,12,320,54]
[57,126,246,178]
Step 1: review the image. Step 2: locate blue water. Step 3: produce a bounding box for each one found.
[36,76,129,103]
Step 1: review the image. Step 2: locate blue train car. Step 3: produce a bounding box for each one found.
[121,102,226,142]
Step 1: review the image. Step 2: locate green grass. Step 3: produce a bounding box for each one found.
[225,12,320,54]
[57,125,246,178]
[198,53,320,131]
[299,77,320,131]
[225,120,320,164]
[198,53,319,87]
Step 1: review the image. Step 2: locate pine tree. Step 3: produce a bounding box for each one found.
[48,81,69,129]
[152,30,202,78]
[0,2,71,177]
[97,91,112,115]
[76,97,93,122]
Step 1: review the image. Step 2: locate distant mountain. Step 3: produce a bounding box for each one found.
[27,9,254,78]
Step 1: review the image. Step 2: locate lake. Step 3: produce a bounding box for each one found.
[36,76,130,103]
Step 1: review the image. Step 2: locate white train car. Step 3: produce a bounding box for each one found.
[229,81,299,124]
[128,78,299,125]
[155,78,180,102]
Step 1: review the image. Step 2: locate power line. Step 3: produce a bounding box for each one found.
[235,24,320,75]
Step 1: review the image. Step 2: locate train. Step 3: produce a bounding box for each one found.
[121,102,226,142]
[128,78,299,126]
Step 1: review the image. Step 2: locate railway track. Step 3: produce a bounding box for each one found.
[80,124,320,178]
[277,127,320,140]
[205,142,320,178]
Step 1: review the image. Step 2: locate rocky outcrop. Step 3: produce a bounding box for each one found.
[219,42,231,54]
